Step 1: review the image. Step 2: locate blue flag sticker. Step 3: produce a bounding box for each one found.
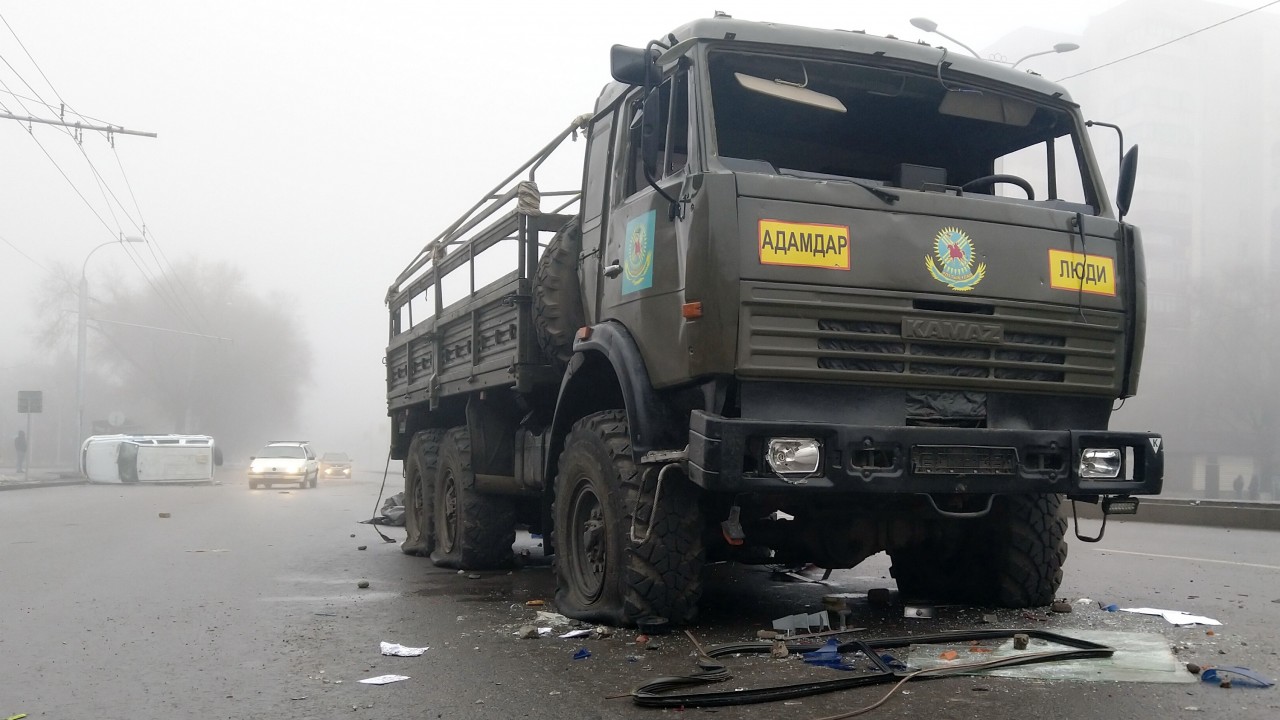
[623,210,656,295]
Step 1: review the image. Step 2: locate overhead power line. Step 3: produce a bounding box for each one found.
[1058,0,1280,81]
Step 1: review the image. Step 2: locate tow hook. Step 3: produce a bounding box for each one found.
[720,505,745,546]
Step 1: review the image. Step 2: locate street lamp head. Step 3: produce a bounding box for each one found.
[1011,42,1081,69]
[909,16,980,59]
[910,17,938,33]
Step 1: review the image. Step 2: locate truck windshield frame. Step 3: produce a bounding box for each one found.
[701,46,1103,212]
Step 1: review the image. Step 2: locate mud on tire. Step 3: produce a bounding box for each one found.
[889,493,1067,607]
[533,218,584,367]
[552,410,704,626]
[401,429,445,557]
[429,427,516,570]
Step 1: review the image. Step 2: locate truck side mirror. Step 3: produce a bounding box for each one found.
[640,87,662,179]
[1116,144,1138,219]
[610,44,659,86]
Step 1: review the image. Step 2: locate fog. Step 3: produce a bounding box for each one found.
[1,0,1275,493]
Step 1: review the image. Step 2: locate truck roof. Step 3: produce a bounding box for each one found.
[597,15,1076,111]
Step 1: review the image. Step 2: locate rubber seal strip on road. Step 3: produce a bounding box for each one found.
[630,628,1114,708]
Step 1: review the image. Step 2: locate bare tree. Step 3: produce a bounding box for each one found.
[34,259,312,460]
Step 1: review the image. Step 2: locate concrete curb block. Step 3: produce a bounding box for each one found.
[1071,497,1280,531]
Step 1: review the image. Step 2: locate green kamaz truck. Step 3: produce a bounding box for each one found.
[385,15,1163,626]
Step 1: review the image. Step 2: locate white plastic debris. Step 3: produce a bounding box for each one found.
[359,674,410,685]
[1121,607,1222,626]
[380,641,429,657]
[559,628,593,639]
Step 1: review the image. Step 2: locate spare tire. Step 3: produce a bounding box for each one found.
[533,218,585,366]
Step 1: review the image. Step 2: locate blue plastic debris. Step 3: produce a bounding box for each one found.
[1201,666,1275,688]
[802,638,855,671]
[572,647,591,660]
[880,653,908,670]
[1101,603,1119,612]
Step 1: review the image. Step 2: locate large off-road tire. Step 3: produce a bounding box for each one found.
[401,429,445,557]
[889,493,1067,607]
[552,410,704,626]
[429,427,516,570]
[533,218,585,367]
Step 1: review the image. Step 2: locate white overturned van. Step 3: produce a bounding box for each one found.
[81,434,219,484]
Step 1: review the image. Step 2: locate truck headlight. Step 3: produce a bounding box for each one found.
[1079,448,1121,479]
[767,438,822,478]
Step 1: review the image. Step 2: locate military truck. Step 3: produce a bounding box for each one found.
[385,15,1163,626]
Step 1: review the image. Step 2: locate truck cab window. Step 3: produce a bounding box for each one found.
[622,72,689,198]
[707,49,1098,212]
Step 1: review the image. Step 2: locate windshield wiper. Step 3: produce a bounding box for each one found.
[777,167,899,205]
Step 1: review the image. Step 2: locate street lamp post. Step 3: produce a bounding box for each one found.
[76,235,145,446]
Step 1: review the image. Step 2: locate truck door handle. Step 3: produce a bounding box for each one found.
[604,261,622,278]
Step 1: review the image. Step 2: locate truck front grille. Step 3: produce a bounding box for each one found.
[739,284,1122,395]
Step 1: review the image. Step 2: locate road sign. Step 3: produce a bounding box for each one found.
[18,390,42,414]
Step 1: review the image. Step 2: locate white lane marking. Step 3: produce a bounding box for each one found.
[1091,547,1280,571]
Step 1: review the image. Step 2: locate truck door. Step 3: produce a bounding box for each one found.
[600,70,691,373]
[579,111,614,324]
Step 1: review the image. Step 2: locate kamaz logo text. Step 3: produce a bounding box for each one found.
[901,318,1004,344]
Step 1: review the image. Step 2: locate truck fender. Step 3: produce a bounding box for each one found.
[544,322,681,487]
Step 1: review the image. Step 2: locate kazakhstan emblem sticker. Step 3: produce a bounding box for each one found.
[623,210,656,295]
[925,226,986,292]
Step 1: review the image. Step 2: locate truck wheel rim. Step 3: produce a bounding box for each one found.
[440,472,458,553]
[568,477,606,600]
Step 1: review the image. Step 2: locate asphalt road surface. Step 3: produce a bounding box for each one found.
[2,473,1278,719]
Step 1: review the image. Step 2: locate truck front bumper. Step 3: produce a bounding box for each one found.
[686,410,1163,497]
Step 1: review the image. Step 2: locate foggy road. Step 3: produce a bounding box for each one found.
[3,476,1278,719]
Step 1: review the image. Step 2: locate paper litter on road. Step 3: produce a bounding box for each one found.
[359,674,411,685]
[380,641,429,657]
[559,628,592,639]
[1121,607,1222,626]
[538,627,552,636]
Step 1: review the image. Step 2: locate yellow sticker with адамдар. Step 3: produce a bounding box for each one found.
[758,219,851,270]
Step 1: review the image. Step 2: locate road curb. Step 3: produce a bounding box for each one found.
[0,479,88,492]
[1072,497,1280,531]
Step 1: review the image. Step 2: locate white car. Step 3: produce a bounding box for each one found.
[248,441,319,489]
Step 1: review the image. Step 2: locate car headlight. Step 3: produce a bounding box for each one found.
[766,438,822,479]
[1079,448,1121,479]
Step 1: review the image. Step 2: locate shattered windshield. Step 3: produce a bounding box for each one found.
[707,49,1096,209]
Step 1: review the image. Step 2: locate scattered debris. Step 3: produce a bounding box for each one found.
[773,611,831,636]
[1013,634,1031,650]
[358,675,410,685]
[771,640,789,658]
[1051,599,1073,614]
[980,613,998,624]
[595,626,614,638]
[635,634,650,646]
[357,580,371,589]
[290,696,307,701]
[904,606,935,619]
[158,512,171,518]
[1120,608,1221,626]
[1200,666,1275,688]
[380,641,428,657]
[1100,603,1120,612]
[572,647,591,660]
[467,573,482,580]
[358,545,367,551]
[525,599,545,607]
[938,650,959,661]
[516,626,539,639]
[757,629,780,640]
[802,638,856,670]
[350,533,356,538]
[1186,663,1201,674]
[559,629,592,639]
[536,610,571,626]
